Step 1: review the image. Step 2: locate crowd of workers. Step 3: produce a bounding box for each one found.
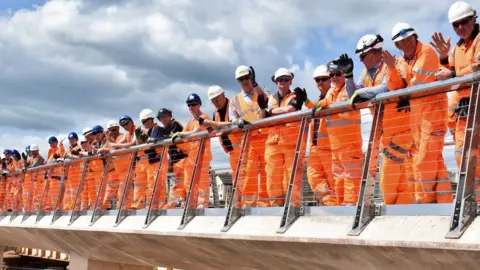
[0,1,479,212]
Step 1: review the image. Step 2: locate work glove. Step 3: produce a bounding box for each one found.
[53,153,60,159]
[452,97,469,119]
[337,54,354,78]
[197,116,205,125]
[249,66,258,87]
[293,87,308,103]
[21,152,27,162]
[257,94,269,109]
[146,137,159,144]
[396,97,411,113]
[350,91,371,109]
[1,159,6,170]
[171,132,182,144]
[237,119,251,129]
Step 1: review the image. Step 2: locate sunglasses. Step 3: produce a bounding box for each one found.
[314,77,330,83]
[237,75,251,82]
[329,72,343,77]
[108,127,119,132]
[453,17,472,28]
[359,52,370,61]
[187,103,200,107]
[141,118,151,124]
[119,120,130,127]
[275,77,291,83]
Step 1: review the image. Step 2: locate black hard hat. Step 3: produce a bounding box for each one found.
[157,108,172,119]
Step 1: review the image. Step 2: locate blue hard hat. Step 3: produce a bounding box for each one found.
[11,149,20,156]
[186,93,202,105]
[68,132,78,140]
[25,146,31,153]
[119,115,132,126]
[3,149,11,155]
[48,136,58,144]
[92,125,104,134]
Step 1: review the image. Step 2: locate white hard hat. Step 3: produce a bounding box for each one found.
[30,144,39,151]
[82,127,93,136]
[448,1,476,23]
[235,65,250,79]
[139,108,155,121]
[356,34,384,56]
[79,135,87,143]
[207,85,225,100]
[391,22,416,42]
[312,65,329,79]
[107,120,119,129]
[274,68,293,80]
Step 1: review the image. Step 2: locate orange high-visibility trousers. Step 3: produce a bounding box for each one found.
[410,96,453,204]
[102,171,119,209]
[45,169,63,211]
[113,157,133,209]
[264,142,296,206]
[32,172,46,212]
[241,134,269,207]
[380,131,415,204]
[332,143,363,205]
[12,175,22,212]
[168,159,186,207]
[132,159,148,209]
[63,164,83,211]
[0,177,6,211]
[307,146,336,206]
[145,157,169,209]
[181,154,212,208]
[21,173,34,212]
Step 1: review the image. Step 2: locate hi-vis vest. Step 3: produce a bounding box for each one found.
[360,62,410,137]
[231,91,265,136]
[178,114,212,157]
[325,84,362,150]
[266,91,300,146]
[309,95,330,150]
[214,99,242,154]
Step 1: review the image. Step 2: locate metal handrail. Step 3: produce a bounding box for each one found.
[4,72,477,176]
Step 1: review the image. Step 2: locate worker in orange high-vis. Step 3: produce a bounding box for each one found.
[102,120,124,209]
[318,59,364,206]
[347,35,415,205]
[258,68,306,206]
[10,150,22,211]
[157,108,188,208]
[27,144,45,212]
[2,150,18,211]
[172,93,212,209]
[199,85,244,205]
[229,65,270,207]
[135,109,169,209]
[19,146,32,212]
[46,136,66,211]
[383,23,453,203]
[306,65,337,206]
[63,132,84,210]
[101,115,141,209]
[431,1,480,201]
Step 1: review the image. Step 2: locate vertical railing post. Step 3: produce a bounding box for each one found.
[210,169,220,208]
[221,129,251,232]
[89,156,113,226]
[11,170,27,222]
[178,137,206,230]
[68,159,90,225]
[114,150,138,227]
[51,162,70,224]
[277,117,309,233]
[143,146,167,228]
[349,103,384,236]
[446,82,480,238]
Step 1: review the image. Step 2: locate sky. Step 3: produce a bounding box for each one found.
[0,0,466,168]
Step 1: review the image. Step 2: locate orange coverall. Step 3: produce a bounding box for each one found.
[386,41,453,203]
[45,144,65,211]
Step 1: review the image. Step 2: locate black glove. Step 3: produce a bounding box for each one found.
[293,87,308,103]
[249,66,258,87]
[337,53,354,78]
[396,97,411,113]
[197,116,205,125]
[1,159,6,170]
[237,119,251,129]
[452,97,469,119]
[257,94,268,109]
[53,153,60,159]
[350,91,371,110]
[21,153,27,162]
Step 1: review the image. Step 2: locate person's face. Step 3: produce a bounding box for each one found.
[94,131,104,141]
[49,141,58,148]
[329,69,345,86]
[31,151,39,157]
[360,50,379,69]
[187,102,201,116]
[159,115,172,127]
[452,16,476,40]
[395,35,417,57]
[210,93,227,109]
[142,118,155,129]
[237,74,254,92]
[108,126,120,136]
[120,119,134,131]
[69,138,77,146]
[275,76,292,92]
[313,76,331,94]
[4,152,11,159]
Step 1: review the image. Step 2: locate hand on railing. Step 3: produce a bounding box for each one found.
[452,97,469,120]
[171,132,182,144]
[396,97,411,113]
[236,119,251,129]
[350,91,371,109]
